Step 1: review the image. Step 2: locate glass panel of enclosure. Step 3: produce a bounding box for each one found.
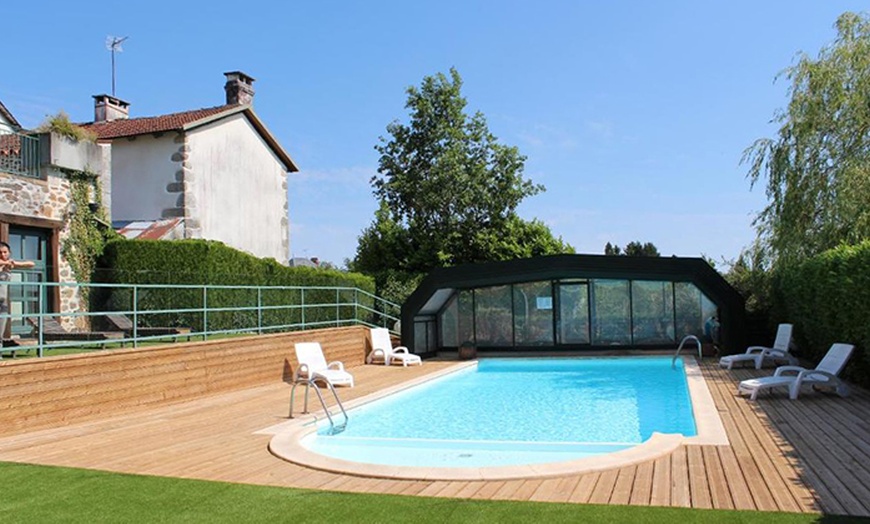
[414,318,438,352]
[435,279,718,351]
[439,294,459,348]
[558,282,589,344]
[427,320,438,352]
[474,285,513,346]
[590,279,632,345]
[414,320,428,351]
[674,282,705,339]
[631,280,675,345]
[513,281,554,346]
[457,289,475,345]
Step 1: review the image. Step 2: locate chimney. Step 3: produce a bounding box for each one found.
[93,94,130,122]
[224,71,255,106]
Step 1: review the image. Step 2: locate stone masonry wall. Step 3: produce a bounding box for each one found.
[1,168,84,330]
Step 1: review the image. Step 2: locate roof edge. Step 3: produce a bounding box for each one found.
[183,105,299,172]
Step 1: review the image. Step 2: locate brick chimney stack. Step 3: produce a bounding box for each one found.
[224,71,255,106]
[93,94,130,122]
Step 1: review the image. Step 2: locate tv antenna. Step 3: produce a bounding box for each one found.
[105,35,129,97]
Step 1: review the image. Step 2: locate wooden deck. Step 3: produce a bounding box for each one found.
[0,359,868,516]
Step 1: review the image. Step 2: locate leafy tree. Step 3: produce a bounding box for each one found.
[624,241,660,257]
[354,69,573,297]
[744,12,870,265]
[604,241,660,257]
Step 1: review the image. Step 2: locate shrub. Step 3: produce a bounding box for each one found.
[93,239,376,332]
[773,240,870,388]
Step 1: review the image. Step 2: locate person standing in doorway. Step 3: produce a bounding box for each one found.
[0,241,35,341]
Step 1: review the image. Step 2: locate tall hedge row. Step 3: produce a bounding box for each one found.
[773,240,870,389]
[92,239,380,332]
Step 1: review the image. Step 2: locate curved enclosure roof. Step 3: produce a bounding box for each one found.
[401,254,746,354]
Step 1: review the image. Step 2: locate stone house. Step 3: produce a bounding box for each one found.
[0,100,111,338]
[80,71,299,262]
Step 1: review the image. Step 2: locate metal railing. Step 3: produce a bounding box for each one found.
[0,131,40,178]
[0,281,400,358]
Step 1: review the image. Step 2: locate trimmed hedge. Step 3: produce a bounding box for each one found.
[92,239,380,332]
[773,240,870,389]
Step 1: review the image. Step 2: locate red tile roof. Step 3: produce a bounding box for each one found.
[77,103,298,172]
[80,105,236,140]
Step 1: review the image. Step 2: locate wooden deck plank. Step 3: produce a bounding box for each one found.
[510,479,545,501]
[628,460,653,506]
[429,481,471,499]
[609,465,636,506]
[707,371,779,511]
[491,479,526,500]
[702,445,734,510]
[649,455,671,507]
[687,446,712,509]
[670,446,691,507]
[588,469,619,505]
[567,473,599,504]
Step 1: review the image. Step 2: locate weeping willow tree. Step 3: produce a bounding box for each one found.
[744,12,870,267]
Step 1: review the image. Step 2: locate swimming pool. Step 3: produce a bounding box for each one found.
[269,357,728,479]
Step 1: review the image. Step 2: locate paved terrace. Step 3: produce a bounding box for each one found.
[0,358,868,517]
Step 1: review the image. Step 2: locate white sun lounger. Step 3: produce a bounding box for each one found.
[294,342,354,387]
[367,327,422,367]
[737,342,854,400]
[720,323,797,370]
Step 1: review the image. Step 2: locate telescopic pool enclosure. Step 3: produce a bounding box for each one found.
[401,254,745,356]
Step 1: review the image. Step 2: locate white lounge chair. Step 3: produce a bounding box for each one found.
[294,342,354,387]
[719,323,797,370]
[737,343,854,400]
[367,327,422,367]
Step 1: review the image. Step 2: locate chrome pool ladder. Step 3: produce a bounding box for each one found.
[289,377,348,434]
[672,335,702,368]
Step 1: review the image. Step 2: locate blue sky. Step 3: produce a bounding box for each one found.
[2,1,867,267]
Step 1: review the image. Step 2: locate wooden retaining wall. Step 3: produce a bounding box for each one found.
[0,326,369,437]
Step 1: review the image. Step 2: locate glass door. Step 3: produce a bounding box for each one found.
[557,282,590,345]
[7,227,49,336]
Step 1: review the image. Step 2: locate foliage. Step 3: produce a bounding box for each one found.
[355,68,573,300]
[0,462,835,524]
[723,240,774,315]
[604,241,660,257]
[772,240,870,388]
[94,239,377,331]
[37,111,97,142]
[744,12,870,265]
[60,170,115,292]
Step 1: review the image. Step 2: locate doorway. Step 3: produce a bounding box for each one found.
[6,227,50,336]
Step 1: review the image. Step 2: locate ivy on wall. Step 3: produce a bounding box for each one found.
[60,169,114,290]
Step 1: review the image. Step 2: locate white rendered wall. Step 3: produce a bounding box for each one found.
[0,114,15,133]
[186,114,289,262]
[110,133,180,221]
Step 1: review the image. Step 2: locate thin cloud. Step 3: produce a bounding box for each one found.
[584,119,615,140]
[516,123,578,151]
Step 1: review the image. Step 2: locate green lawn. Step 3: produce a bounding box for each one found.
[0,462,857,523]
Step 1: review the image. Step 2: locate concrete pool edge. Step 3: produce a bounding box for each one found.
[681,356,729,446]
[268,356,728,481]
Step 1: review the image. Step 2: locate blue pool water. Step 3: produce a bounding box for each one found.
[302,357,696,468]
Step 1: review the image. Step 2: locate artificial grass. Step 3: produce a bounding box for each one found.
[0,462,859,523]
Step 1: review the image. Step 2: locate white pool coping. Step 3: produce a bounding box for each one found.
[266,356,729,481]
